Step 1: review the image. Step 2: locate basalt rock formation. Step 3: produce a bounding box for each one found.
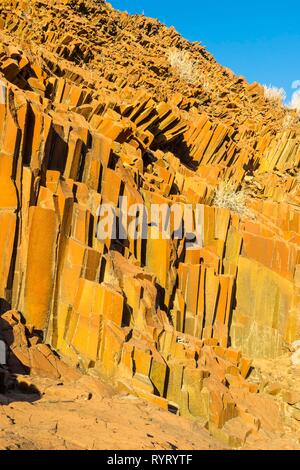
[1,0,300,449]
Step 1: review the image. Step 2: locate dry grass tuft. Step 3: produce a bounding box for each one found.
[213,180,253,217]
[263,85,286,104]
[290,90,300,113]
[167,48,201,85]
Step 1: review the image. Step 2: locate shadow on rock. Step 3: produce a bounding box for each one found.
[0,370,41,404]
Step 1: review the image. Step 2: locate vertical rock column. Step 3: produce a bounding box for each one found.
[23,206,58,332]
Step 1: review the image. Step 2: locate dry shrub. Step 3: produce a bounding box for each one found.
[213,180,252,217]
[290,90,300,113]
[167,48,201,85]
[263,84,286,104]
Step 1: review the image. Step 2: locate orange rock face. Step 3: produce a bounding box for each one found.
[0,0,300,449]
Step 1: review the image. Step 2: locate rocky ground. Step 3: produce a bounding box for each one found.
[1,331,300,450]
[0,365,300,450]
[0,373,225,450]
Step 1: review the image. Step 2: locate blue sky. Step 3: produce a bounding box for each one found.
[110,0,300,102]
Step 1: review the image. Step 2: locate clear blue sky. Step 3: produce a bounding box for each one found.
[110,0,300,102]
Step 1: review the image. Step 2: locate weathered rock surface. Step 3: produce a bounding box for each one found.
[0,0,300,449]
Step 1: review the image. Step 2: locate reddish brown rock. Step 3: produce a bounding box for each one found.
[0,0,300,450]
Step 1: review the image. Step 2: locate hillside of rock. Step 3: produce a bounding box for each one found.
[1,0,300,449]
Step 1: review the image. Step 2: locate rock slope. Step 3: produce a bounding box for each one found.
[1,0,300,449]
